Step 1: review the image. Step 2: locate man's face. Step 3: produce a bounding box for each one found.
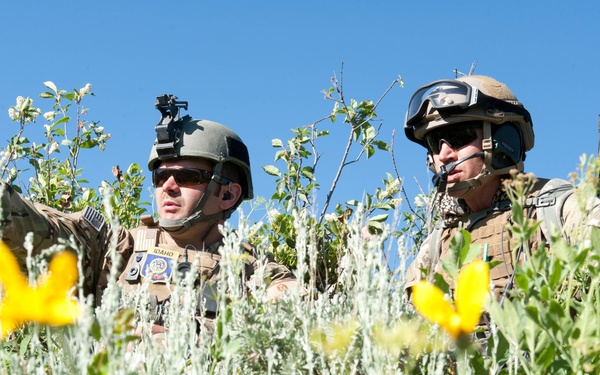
[154,158,220,221]
[427,125,485,194]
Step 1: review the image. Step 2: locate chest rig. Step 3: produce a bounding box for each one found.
[119,216,259,321]
[119,217,223,303]
[429,178,573,300]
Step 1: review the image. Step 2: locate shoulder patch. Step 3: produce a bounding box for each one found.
[134,227,159,251]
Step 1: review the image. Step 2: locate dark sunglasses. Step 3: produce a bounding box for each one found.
[152,168,214,187]
[424,124,480,155]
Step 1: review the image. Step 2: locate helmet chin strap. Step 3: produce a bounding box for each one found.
[445,167,494,198]
[432,152,490,196]
[158,162,236,236]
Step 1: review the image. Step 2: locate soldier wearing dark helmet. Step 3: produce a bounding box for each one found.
[403,75,600,300]
[116,95,299,331]
[0,94,299,328]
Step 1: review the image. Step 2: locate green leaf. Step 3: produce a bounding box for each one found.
[461,243,482,266]
[441,229,471,279]
[262,165,281,177]
[91,319,102,340]
[511,204,524,225]
[372,140,390,151]
[288,140,297,153]
[433,272,450,295]
[363,124,375,140]
[535,339,555,369]
[40,91,54,99]
[547,258,565,289]
[489,299,522,341]
[524,304,540,327]
[300,167,315,181]
[271,138,283,148]
[368,221,384,234]
[274,150,286,162]
[369,213,388,222]
[43,81,57,92]
[54,116,70,126]
[19,331,32,357]
[366,145,375,158]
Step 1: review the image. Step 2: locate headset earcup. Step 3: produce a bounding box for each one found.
[491,123,523,170]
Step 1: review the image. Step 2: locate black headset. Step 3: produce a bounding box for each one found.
[490,122,524,171]
[425,121,524,175]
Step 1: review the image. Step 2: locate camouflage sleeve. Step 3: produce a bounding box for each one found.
[263,256,305,299]
[404,236,433,291]
[243,243,304,299]
[0,183,134,306]
[561,191,600,244]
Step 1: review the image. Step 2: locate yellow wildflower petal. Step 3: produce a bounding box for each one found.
[42,251,78,297]
[36,251,80,325]
[1,287,38,321]
[0,241,28,290]
[412,280,461,339]
[455,260,490,334]
[0,247,80,336]
[46,298,80,326]
[0,317,19,340]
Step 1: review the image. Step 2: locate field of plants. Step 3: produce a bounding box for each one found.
[1,79,600,374]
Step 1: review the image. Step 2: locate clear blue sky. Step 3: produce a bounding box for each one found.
[2,2,599,238]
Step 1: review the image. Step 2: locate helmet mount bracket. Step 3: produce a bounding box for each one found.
[154,94,189,160]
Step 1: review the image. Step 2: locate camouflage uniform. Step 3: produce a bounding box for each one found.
[0,183,134,306]
[405,177,600,300]
[1,95,302,335]
[401,74,600,299]
[0,183,299,318]
[117,215,299,330]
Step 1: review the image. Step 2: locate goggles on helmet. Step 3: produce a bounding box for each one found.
[152,168,233,188]
[424,122,480,155]
[405,79,532,127]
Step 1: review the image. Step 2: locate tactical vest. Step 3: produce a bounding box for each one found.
[428,178,573,300]
[118,215,257,323]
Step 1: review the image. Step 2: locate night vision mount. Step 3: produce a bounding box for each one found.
[154,94,189,160]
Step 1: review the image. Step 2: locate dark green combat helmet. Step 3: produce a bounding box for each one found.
[148,95,253,232]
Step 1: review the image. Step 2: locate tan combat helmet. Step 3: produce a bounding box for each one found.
[149,95,253,233]
[404,75,534,194]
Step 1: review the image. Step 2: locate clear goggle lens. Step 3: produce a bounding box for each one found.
[406,81,473,126]
[405,79,531,128]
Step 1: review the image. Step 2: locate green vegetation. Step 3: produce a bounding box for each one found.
[1,77,600,374]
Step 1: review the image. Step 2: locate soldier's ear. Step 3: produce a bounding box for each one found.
[219,183,242,210]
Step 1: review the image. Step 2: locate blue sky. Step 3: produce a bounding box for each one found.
[2,2,600,249]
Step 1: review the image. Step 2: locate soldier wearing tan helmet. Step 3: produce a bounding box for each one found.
[403,75,600,301]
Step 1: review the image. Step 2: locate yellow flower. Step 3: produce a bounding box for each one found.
[0,241,80,339]
[310,319,358,359]
[411,260,489,340]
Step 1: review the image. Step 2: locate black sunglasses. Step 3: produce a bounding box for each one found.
[152,168,214,187]
[424,123,480,155]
